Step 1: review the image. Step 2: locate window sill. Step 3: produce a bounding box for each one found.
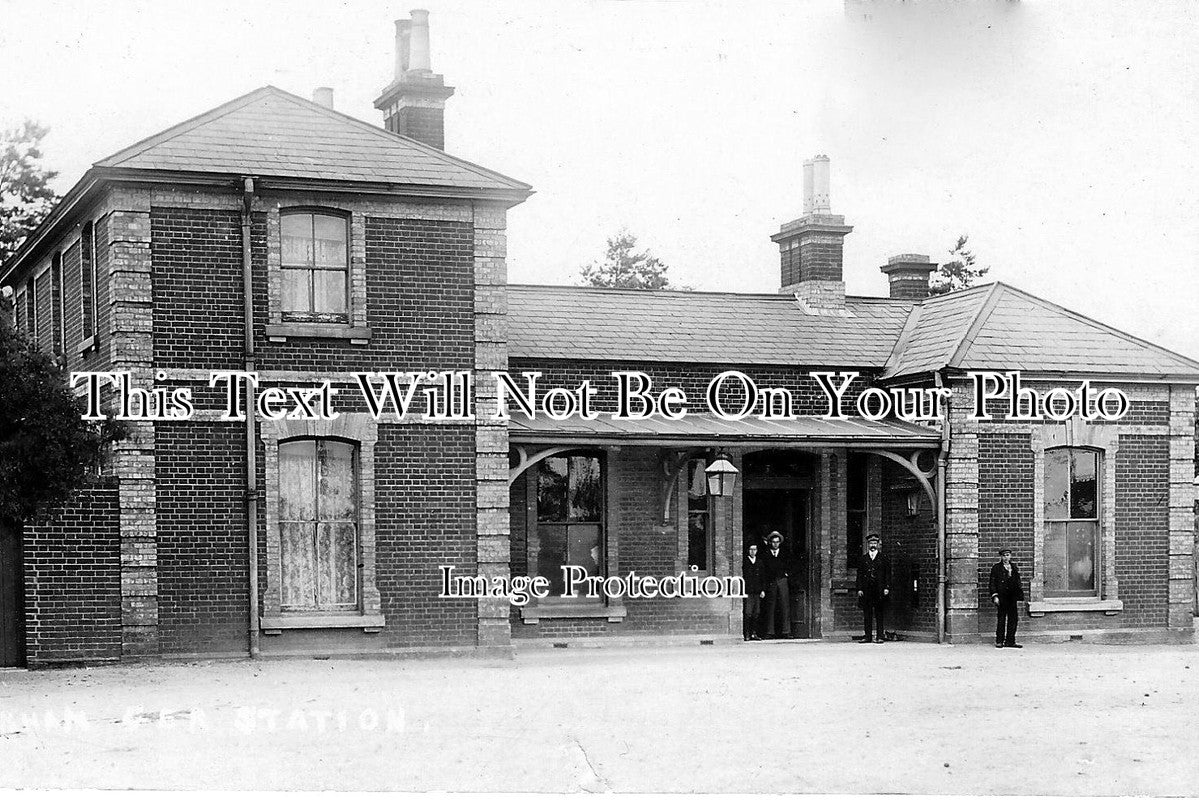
[260,613,386,633]
[77,335,97,355]
[1028,598,1122,617]
[266,323,371,344]
[520,601,627,624]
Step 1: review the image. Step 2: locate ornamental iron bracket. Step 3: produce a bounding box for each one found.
[660,448,708,524]
[508,445,577,487]
[862,448,939,513]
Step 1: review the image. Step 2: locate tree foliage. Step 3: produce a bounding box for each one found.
[1,120,59,267]
[929,234,989,296]
[580,230,685,290]
[0,321,124,524]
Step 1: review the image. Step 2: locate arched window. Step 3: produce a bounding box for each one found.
[280,210,349,320]
[1043,447,1100,597]
[278,438,359,611]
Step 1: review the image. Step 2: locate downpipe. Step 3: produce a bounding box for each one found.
[241,176,260,658]
[935,371,950,645]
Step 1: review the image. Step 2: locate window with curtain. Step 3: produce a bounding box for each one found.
[280,210,350,320]
[279,439,359,611]
[685,459,712,572]
[1044,447,1100,597]
[846,453,868,569]
[536,452,603,597]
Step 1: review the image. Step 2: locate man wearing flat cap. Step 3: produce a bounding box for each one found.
[761,530,791,639]
[856,533,891,643]
[989,547,1025,648]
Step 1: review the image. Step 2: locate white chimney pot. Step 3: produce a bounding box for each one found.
[811,154,831,214]
[395,19,411,78]
[409,9,431,71]
[312,87,334,109]
[802,159,815,215]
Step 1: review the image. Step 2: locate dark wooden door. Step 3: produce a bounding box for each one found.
[0,521,24,667]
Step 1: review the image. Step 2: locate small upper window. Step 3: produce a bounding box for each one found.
[1044,448,1100,597]
[25,279,36,339]
[81,221,97,341]
[14,287,27,334]
[51,252,64,357]
[280,210,349,321]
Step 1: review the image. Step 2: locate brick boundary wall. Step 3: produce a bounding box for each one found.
[23,482,122,665]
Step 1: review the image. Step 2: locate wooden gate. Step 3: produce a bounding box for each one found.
[0,521,24,667]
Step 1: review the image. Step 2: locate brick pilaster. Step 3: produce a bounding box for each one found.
[105,186,159,656]
[945,384,980,640]
[473,203,511,649]
[1167,386,1196,628]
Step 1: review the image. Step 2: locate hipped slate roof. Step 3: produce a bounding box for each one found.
[883,282,1199,378]
[507,285,913,367]
[3,86,530,281]
[95,86,530,193]
[509,282,1199,380]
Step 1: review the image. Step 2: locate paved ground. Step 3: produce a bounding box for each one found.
[1,640,1196,793]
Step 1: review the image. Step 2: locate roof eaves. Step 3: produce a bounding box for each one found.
[507,283,799,301]
[87,166,532,206]
[1,169,104,285]
[942,366,1199,384]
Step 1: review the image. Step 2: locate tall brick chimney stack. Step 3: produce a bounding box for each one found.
[879,254,936,300]
[374,9,455,149]
[770,155,853,311]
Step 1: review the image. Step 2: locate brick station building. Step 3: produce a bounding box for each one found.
[1,12,1196,666]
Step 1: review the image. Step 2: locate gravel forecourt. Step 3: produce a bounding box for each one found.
[1,640,1196,794]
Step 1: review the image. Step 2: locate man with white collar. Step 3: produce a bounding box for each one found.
[761,531,791,639]
[989,547,1025,648]
[855,534,891,644]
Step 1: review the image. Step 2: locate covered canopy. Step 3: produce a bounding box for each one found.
[507,412,940,449]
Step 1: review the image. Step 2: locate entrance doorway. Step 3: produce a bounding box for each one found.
[0,521,24,667]
[742,451,815,639]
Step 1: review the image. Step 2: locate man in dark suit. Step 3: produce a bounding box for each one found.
[989,547,1025,648]
[856,533,891,644]
[761,531,791,639]
[742,544,765,641]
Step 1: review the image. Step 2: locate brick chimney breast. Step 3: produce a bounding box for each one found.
[374,9,456,149]
[771,155,852,309]
[879,253,935,300]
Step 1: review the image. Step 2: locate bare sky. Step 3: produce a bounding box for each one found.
[2,0,1196,357]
